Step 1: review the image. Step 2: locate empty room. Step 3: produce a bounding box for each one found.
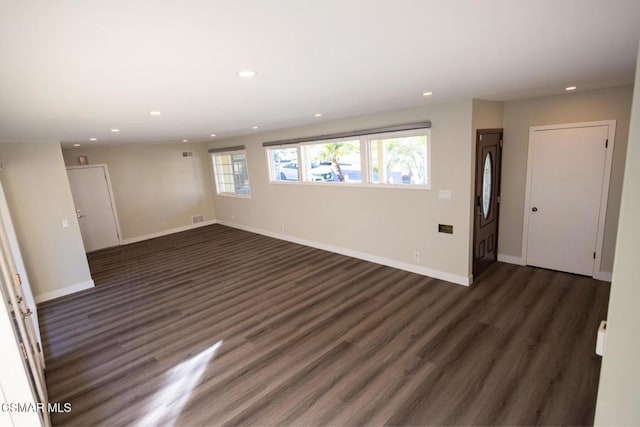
[1,1,639,426]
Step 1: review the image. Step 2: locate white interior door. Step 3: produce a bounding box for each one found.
[67,165,120,252]
[0,291,49,427]
[526,124,611,276]
[0,188,50,426]
[0,182,41,348]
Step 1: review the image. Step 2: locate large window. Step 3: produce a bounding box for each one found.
[211,149,251,196]
[370,134,428,185]
[265,128,429,188]
[268,147,300,181]
[301,140,361,182]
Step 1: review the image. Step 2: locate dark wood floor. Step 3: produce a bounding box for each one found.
[38,224,610,426]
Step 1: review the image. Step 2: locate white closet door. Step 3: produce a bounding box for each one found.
[67,165,120,252]
[526,125,609,276]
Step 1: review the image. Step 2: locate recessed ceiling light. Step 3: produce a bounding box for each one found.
[565,86,577,91]
[111,129,120,133]
[210,134,216,137]
[73,144,80,147]
[252,126,259,130]
[149,111,162,116]
[89,138,97,141]
[422,91,433,96]
[182,139,188,143]
[238,70,257,78]
[314,113,323,118]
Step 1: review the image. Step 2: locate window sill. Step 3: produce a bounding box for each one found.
[268,181,430,190]
[216,192,252,199]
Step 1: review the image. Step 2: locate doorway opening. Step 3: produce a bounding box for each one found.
[473,129,503,280]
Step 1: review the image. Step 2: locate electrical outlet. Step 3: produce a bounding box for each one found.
[413,251,420,261]
[280,225,285,233]
[231,215,235,220]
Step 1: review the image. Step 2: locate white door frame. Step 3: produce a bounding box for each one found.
[66,164,123,247]
[522,120,616,280]
[0,181,42,354]
[0,188,50,425]
[0,297,47,427]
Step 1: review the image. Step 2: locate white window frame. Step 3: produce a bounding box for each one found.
[299,136,363,184]
[266,145,302,183]
[366,128,431,189]
[211,149,251,198]
[266,128,431,190]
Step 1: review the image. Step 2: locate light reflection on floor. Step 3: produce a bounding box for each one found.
[136,340,223,427]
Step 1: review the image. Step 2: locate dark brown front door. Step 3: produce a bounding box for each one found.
[473,129,503,280]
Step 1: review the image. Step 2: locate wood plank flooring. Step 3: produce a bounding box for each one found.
[38,224,610,426]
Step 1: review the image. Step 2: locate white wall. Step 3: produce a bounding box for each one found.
[501,85,633,273]
[207,100,474,284]
[63,143,216,240]
[594,48,640,425]
[0,143,92,300]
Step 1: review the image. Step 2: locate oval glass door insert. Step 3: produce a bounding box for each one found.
[482,153,492,218]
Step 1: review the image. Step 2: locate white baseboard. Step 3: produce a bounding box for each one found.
[498,253,612,282]
[217,221,470,286]
[121,220,218,245]
[35,280,95,304]
[594,271,612,282]
[497,254,526,266]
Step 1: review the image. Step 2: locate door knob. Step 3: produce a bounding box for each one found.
[531,207,538,212]
[77,214,86,218]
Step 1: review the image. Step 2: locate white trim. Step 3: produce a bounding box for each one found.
[217,221,470,286]
[0,181,42,349]
[497,255,611,281]
[34,279,95,304]
[267,180,431,190]
[216,193,252,199]
[594,271,612,282]
[66,164,124,245]
[210,149,252,198]
[521,120,616,279]
[0,309,43,427]
[121,220,218,245]
[497,254,526,265]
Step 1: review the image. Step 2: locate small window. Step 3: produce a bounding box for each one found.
[482,152,492,218]
[211,150,251,196]
[369,134,428,186]
[268,147,300,181]
[301,140,361,183]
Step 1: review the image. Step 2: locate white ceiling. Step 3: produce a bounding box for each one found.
[1,1,639,147]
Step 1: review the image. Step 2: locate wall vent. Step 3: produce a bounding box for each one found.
[182,151,194,157]
[192,214,205,224]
